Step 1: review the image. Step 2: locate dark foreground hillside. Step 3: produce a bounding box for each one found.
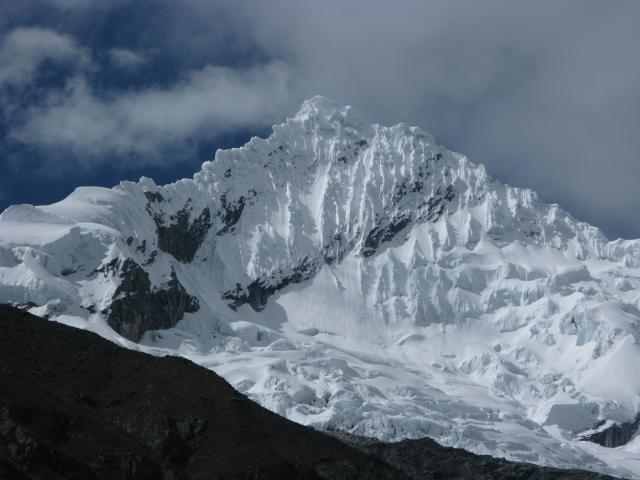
[0,305,621,480]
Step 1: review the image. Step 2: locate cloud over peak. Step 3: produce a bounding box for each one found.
[1,1,640,238]
[11,62,293,160]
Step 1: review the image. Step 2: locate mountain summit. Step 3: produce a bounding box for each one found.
[1,97,640,478]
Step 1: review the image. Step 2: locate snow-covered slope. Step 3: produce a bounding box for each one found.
[2,96,640,478]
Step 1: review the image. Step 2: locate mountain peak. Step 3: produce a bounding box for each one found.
[294,95,364,129]
[2,99,640,478]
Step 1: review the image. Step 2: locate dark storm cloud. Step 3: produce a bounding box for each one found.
[1,0,639,239]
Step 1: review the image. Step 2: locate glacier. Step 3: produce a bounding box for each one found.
[2,96,640,477]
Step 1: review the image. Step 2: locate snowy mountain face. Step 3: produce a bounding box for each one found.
[2,96,640,478]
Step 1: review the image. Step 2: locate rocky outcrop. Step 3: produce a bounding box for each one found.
[581,415,640,448]
[0,400,186,480]
[361,213,413,257]
[425,184,455,221]
[360,185,455,257]
[222,256,319,311]
[335,432,617,480]
[114,413,207,468]
[216,193,245,236]
[146,196,212,263]
[104,259,199,341]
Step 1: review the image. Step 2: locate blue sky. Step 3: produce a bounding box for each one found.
[1,0,639,239]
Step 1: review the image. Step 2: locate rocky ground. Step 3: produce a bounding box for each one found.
[0,305,622,480]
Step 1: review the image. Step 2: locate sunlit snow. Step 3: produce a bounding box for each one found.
[2,97,640,478]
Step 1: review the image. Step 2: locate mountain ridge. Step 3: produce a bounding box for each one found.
[1,96,640,477]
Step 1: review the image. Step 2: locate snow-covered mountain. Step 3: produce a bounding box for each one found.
[2,96,640,478]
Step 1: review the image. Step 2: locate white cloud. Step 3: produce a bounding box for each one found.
[12,62,293,161]
[109,48,147,69]
[4,0,640,237]
[0,28,90,86]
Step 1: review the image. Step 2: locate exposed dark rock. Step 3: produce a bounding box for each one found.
[14,301,37,310]
[0,402,106,480]
[353,139,368,156]
[426,185,455,222]
[427,197,444,221]
[444,184,455,201]
[581,415,640,448]
[113,413,206,468]
[361,213,412,257]
[322,232,355,265]
[391,163,432,203]
[144,250,157,266]
[216,194,245,236]
[75,392,98,409]
[104,259,199,341]
[392,180,410,204]
[151,206,212,263]
[0,305,622,480]
[334,432,615,480]
[136,240,147,254]
[143,191,164,203]
[222,257,319,311]
[361,172,456,257]
[333,139,368,165]
[95,257,119,277]
[411,181,423,193]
